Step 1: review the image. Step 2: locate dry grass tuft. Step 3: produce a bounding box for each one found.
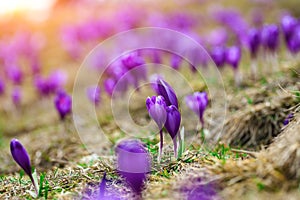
[220,94,297,149]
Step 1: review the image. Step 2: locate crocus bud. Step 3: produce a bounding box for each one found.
[54,90,72,120]
[247,28,260,58]
[226,46,241,69]
[10,139,32,177]
[261,24,279,52]
[156,79,179,108]
[210,46,226,68]
[115,139,151,195]
[146,95,167,130]
[10,139,38,194]
[185,92,208,127]
[165,105,181,158]
[86,85,101,106]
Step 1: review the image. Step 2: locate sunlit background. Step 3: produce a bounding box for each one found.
[0,0,56,20]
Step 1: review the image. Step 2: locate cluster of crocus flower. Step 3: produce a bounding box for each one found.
[146,78,181,161]
[103,52,146,96]
[34,70,68,97]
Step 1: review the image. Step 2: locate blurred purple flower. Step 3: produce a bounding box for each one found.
[281,14,298,43]
[261,24,279,52]
[12,87,21,106]
[121,52,145,70]
[207,28,228,47]
[185,92,208,127]
[287,26,300,54]
[0,78,5,95]
[170,54,182,70]
[226,46,241,69]
[10,139,38,194]
[212,8,248,45]
[283,113,294,126]
[6,66,23,85]
[54,90,72,120]
[47,70,68,92]
[210,46,226,68]
[86,85,101,106]
[156,79,179,108]
[34,70,67,96]
[188,184,218,200]
[165,105,181,158]
[34,76,51,96]
[115,139,151,195]
[168,12,196,31]
[104,78,116,97]
[247,28,261,58]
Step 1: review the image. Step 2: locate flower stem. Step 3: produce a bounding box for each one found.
[173,137,178,159]
[158,129,163,163]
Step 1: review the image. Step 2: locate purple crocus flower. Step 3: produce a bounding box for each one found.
[12,87,21,106]
[261,24,279,52]
[10,139,38,194]
[115,139,151,195]
[281,14,298,43]
[54,90,72,120]
[86,85,101,106]
[287,26,300,54]
[164,105,181,158]
[146,95,167,162]
[185,92,208,128]
[0,78,5,95]
[226,46,242,86]
[210,46,226,68]
[226,46,241,69]
[247,28,261,58]
[156,79,179,108]
[146,96,167,129]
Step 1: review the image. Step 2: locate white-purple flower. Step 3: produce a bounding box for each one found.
[185,92,208,127]
[146,96,167,130]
